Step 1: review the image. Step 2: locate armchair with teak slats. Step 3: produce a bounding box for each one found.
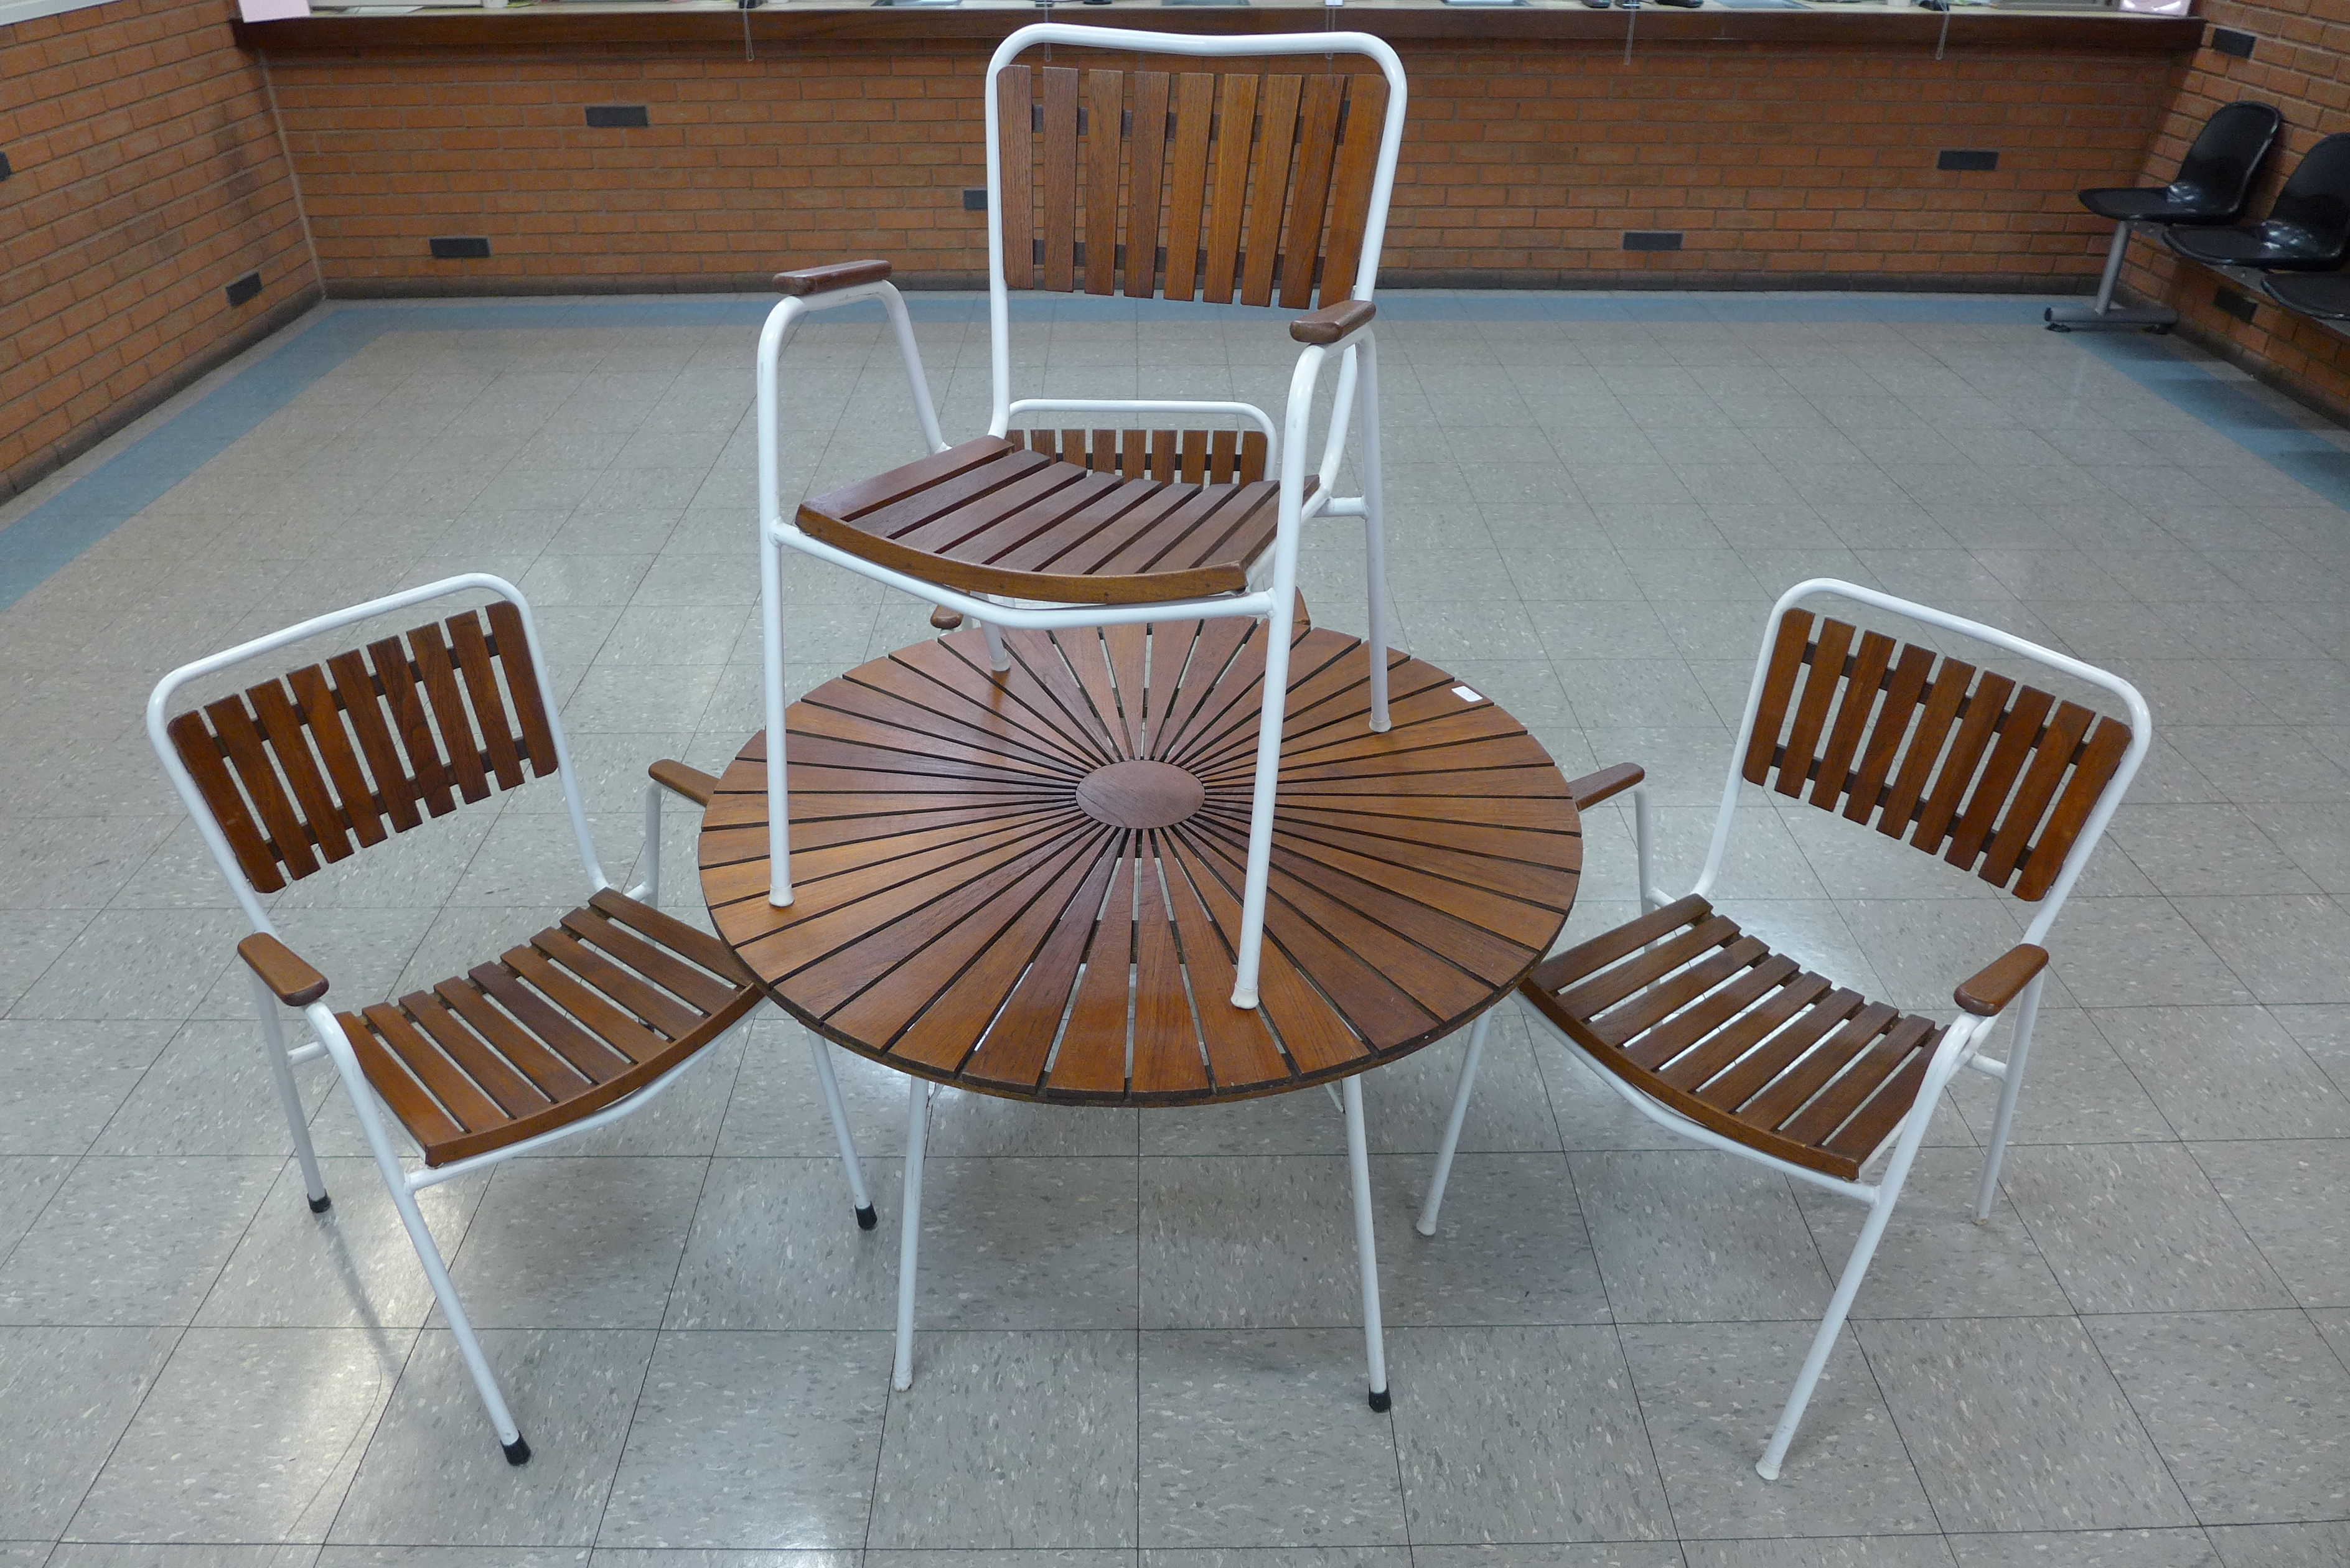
[147,575,876,1466]
[1414,580,2150,1482]
[752,23,1408,1019]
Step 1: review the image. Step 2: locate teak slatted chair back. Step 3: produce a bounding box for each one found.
[1740,607,2135,902]
[147,573,879,1468]
[164,599,558,896]
[993,62,1387,310]
[1415,580,2150,1485]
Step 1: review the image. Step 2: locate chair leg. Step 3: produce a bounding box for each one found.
[250,973,329,1212]
[2092,220,2131,315]
[1342,1074,1390,1412]
[626,780,663,904]
[1357,335,1391,735]
[759,525,794,908]
[2044,222,2177,331]
[1755,1177,1900,1482]
[892,1074,931,1391]
[809,1037,878,1229]
[1416,1009,1493,1237]
[1229,589,1298,1009]
[979,617,1011,674]
[1973,971,2045,1223]
[1631,783,1659,912]
[325,1018,528,1462]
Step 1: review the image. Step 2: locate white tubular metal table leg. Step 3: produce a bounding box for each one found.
[251,973,329,1211]
[1415,1009,1492,1236]
[980,617,1011,673]
[811,1038,878,1230]
[1342,1074,1391,1411]
[1972,970,2045,1222]
[892,1075,932,1391]
[1358,335,1391,734]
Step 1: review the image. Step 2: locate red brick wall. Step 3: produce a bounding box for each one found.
[264,38,2178,296]
[2123,1,2350,419]
[0,0,314,501]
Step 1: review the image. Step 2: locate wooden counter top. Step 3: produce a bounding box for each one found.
[235,1,2204,53]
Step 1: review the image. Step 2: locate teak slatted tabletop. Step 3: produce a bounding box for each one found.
[698,608,1583,1104]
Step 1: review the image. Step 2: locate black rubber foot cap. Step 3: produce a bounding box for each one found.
[1368,1388,1392,1413]
[855,1205,879,1231]
[308,1193,333,1213]
[503,1435,533,1466]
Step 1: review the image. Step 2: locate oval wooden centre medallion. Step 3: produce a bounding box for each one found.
[1074,759,1207,829]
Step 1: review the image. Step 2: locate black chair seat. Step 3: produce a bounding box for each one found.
[2164,220,2349,273]
[2080,184,2240,225]
[2263,273,2350,321]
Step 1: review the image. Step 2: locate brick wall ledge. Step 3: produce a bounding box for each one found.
[235,4,2203,53]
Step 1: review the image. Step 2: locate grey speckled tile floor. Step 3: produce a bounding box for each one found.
[4,291,2350,1568]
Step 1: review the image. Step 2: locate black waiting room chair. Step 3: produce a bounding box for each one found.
[2162,132,2350,278]
[2260,271,2350,322]
[2046,100,2279,333]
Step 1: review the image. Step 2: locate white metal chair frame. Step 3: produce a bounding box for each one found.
[1413,579,2151,1480]
[754,23,1410,1014]
[146,573,874,1463]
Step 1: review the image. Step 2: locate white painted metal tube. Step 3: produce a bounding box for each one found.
[625,779,662,904]
[1416,1008,1492,1236]
[1357,334,1391,733]
[893,1075,930,1391]
[304,1002,522,1449]
[810,1038,875,1220]
[760,521,793,907]
[251,970,327,1207]
[1342,1074,1390,1408]
[1972,969,2045,1221]
[1632,784,1660,912]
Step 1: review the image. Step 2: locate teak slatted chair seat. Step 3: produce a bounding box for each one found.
[151,576,880,1468]
[339,890,762,1168]
[800,427,1299,605]
[1527,897,1943,1183]
[1416,581,2149,1484]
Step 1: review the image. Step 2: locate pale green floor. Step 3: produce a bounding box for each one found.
[2,294,2349,1568]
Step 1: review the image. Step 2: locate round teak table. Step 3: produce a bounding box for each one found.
[700,607,1581,1405]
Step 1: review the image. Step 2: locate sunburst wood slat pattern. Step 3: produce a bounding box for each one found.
[702,614,1581,1105]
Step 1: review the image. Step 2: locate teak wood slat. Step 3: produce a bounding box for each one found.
[340,893,763,1167]
[701,611,1581,1106]
[993,62,1382,307]
[1522,896,1944,1182]
[800,434,1295,605]
[1739,608,2133,900]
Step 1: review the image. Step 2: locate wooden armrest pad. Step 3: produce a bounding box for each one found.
[239,933,329,1007]
[649,758,719,807]
[1290,298,1377,345]
[775,259,891,296]
[1955,943,2049,1017]
[1565,762,1645,808]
